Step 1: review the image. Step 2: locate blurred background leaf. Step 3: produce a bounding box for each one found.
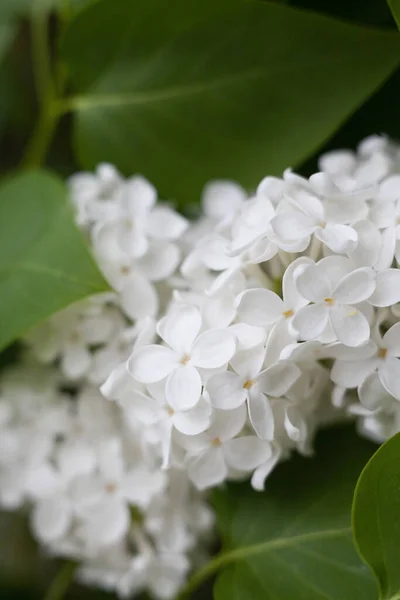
[209,427,377,600]
[61,0,400,203]
[352,433,400,600]
[388,0,400,28]
[0,170,109,350]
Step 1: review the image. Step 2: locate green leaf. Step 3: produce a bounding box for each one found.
[352,432,400,600]
[61,0,400,203]
[0,171,108,350]
[210,427,377,600]
[388,0,400,28]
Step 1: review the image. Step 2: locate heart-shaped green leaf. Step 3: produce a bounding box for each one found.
[61,0,400,202]
[353,432,400,600]
[209,428,377,600]
[0,171,108,350]
[388,0,400,28]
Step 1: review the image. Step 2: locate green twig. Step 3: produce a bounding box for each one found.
[31,0,54,109]
[22,0,70,168]
[43,562,77,600]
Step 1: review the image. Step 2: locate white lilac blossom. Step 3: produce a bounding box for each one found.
[4,135,400,598]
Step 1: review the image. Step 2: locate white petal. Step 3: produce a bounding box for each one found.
[148,207,188,240]
[138,242,180,281]
[270,211,315,242]
[236,288,284,326]
[207,372,246,410]
[25,464,61,500]
[247,391,274,440]
[202,180,246,220]
[330,305,370,347]
[295,263,332,303]
[228,323,266,350]
[172,398,211,435]
[359,372,393,411]
[128,346,177,383]
[383,322,400,356]
[287,189,324,220]
[61,343,91,379]
[120,274,158,320]
[101,362,131,400]
[331,358,377,388]
[121,175,156,215]
[223,437,271,471]
[230,345,265,379]
[58,441,96,480]
[116,220,149,258]
[251,449,280,490]
[291,304,329,340]
[282,256,313,310]
[158,304,202,354]
[79,497,130,548]
[379,357,400,400]
[257,362,301,397]
[334,268,375,305]
[165,366,202,411]
[284,406,307,442]
[349,220,381,268]
[369,269,400,307]
[315,224,357,254]
[191,329,236,368]
[32,496,71,543]
[188,447,227,490]
[208,405,247,442]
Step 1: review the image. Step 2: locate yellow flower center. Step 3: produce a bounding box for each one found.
[180,354,191,365]
[378,347,388,359]
[243,379,256,389]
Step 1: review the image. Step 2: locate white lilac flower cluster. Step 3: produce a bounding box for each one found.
[2,135,400,597]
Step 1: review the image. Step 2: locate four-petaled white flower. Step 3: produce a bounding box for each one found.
[128,305,236,411]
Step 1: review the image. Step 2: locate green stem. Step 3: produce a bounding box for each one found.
[176,527,351,599]
[31,0,54,108]
[22,0,67,168]
[21,102,59,168]
[43,562,77,600]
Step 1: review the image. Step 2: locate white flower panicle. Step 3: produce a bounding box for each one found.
[3,134,400,597]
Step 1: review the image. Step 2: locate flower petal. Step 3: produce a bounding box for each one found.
[223,437,271,471]
[32,496,72,543]
[128,345,177,383]
[191,329,236,369]
[295,263,332,303]
[379,357,400,400]
[172,398,211,435]
[251,449,281,491]
[369,269,400,307]
[315,224,357,254]
[120,274,158,320]
[165,365,202,411]
[247,390,274,440]
[148,207,188,240]
[257,362,301,397]
[291,304,329,340]
[330,305,370,347]
[208,405,247,442]
[359,372,393,411]
[157,304,201,354]
[284,406,307,442]
[207,371,247,410]
[383,322,400,357]
[334,268,375,305]
[330,358,377,388]
[188,447,227,490]
[236,288,284,326]
[138,242,180,282]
